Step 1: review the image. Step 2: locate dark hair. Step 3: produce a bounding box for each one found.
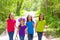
[27,15,32,22]
[39,14,44,21]
[8,13,11,19]
[8,12,14,19]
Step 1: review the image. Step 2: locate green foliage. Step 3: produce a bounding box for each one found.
[0,0,17,21]
[21,0,41,11]
[0,22,6,34]
[15,0,24,16]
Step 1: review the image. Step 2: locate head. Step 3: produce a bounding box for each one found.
[27,15,32,22]
[8,12,14,20]
[39,13,44,21]
[18,18,25,25]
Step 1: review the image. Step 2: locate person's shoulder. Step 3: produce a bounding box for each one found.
[26,21,29,24]
[24,25,27,28]
[36,20,40,23]
[43,20,46,23]
[7,19,9,21]
[13,19,16,21]
[7,19,10,22]
[32,21,34,23]
[21,25,27,28]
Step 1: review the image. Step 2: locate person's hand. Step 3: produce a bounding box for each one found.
[25,28,28,34]
[25,32,28,38]
[34,29,36,33]
[25,30,28,34]
[17,29,19,34]
[45,26,48,29]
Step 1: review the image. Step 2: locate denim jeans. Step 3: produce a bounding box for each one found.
[8,32,14,40]
[37,32,43,40]
[19,36,25,40]
[28,34,33,40]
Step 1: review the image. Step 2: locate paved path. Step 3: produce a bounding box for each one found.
[0,30,58,40]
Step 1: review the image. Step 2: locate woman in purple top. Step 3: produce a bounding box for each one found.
[18,18,27,40]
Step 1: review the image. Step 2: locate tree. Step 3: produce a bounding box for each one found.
[15,0,24,16]
[0,0,17,21]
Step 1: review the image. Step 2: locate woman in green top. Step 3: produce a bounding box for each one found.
[36,14,46,40]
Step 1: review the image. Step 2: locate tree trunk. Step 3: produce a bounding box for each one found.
[16,0,24,16]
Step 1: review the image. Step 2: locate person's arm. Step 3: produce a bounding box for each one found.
[35,23,37,28]
[35,20,39,32]
[15,20,18,29]
[33,23,36,27]
[25,26,28,37]
[25,28,28,34]
[45,25,48,29]
[16,24,20,34]
[4,27,7,34]
[44,20,48,32]
[35,21,38,29]
[17,27,19,34]
[32,21,36,28]
[44,20,47,29]
[15,24,18,29]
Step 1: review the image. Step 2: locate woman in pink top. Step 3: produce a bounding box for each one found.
[6,13,16,40]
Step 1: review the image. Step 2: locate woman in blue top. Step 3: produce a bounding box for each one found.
[26,15,35,40]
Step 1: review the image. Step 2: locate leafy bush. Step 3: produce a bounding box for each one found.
[0,22,6,34]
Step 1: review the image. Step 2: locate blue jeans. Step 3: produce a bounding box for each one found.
[8,32,14,40]
[37,32,43,40]
[19,36,25,40]
[28,34,33,40]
